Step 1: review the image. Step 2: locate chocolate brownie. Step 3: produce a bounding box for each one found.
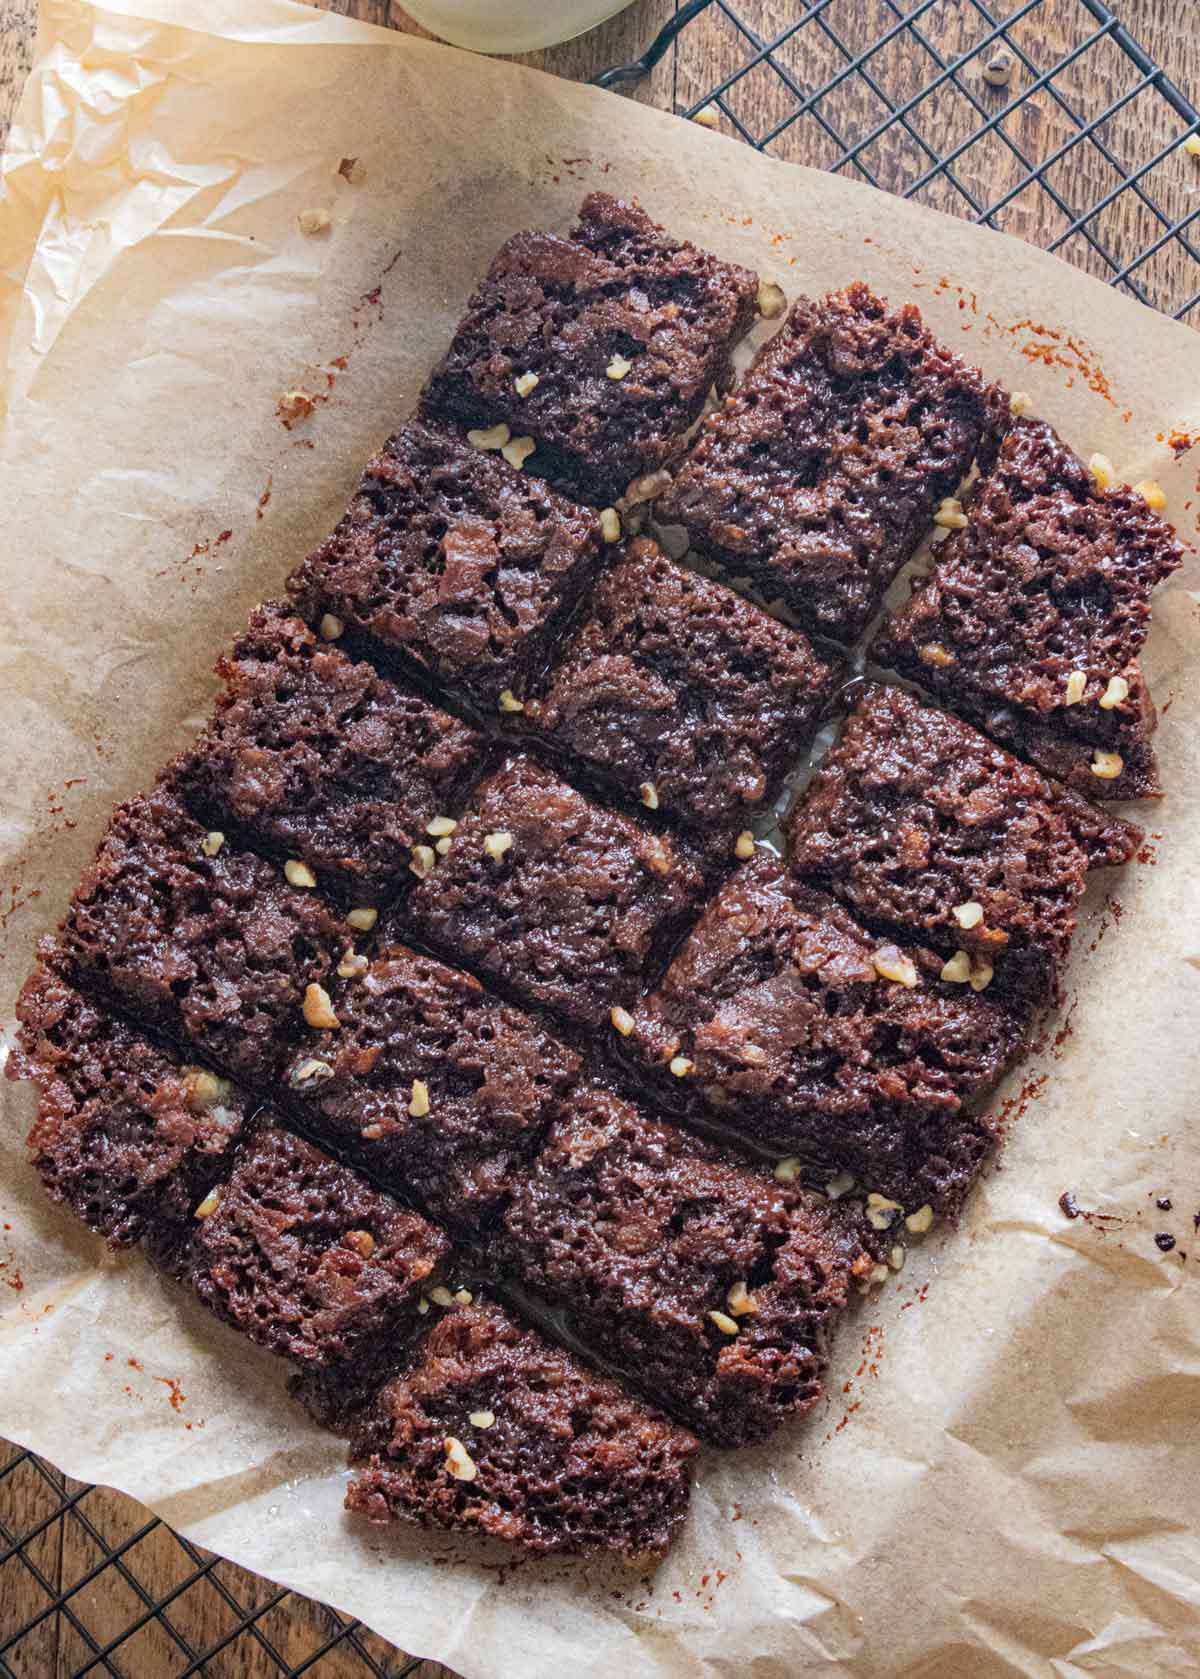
[420,192,759,506]
[872,418,1183,799]
[288,418,604,712]
[403,754,708,1030]
[658,283,1008,643]
[9,968,247,1248]
[175,1123,448,1423]
[785,685,1141,1002]
[52,785,344,1084]
[345,1299,698,1556]
[624,850,1030,1219]
[281,936,579,1233]
[523,538,845,833]
[501,1082,873,1444]
[172,604,483,905]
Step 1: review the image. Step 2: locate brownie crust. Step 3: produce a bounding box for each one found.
[10,969,247,1248]
[872,417,1183,799]
[402,754,708,1031]
[172,603,483,905]
[625,850,1030,1218]
[288,419,604,711]
[785,684,1141,1002]
[659,282,1008,644]
[502,1082,872,1444]
[346,1299,698,1557]
[524,538,845,832]
[421,192,759,506]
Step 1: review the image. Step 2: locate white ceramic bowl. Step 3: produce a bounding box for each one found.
[401,0,637,54]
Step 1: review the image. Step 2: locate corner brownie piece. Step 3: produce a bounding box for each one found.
[420,192,759,505]
[288,419,604,712]
[658,283,1007,643]
[872,417,1183,799]
[346,1299,698,1557]
[501,1083,871,1445]
[176,1123,448,1424]
[53,786,344,1084]
[524,538,844,833]
[9,968,247,1248]
[403,755,707,1030]
[624,850,1029,1219]
[171,604,482,905]
[282,937,579,1233]
[785,685,1140,1002]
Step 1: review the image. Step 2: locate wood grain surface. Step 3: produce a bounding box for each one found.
[0,2,1196,1675]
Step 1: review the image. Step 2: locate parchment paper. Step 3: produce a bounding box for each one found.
[1,3,1198,1674]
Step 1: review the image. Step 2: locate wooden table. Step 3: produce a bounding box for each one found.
[0,4,1195,1676]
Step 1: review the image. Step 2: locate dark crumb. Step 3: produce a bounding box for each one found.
[1154,1232,1176,1252]
[1059,1192,1081,1219]
[1156,1196,1172,1211]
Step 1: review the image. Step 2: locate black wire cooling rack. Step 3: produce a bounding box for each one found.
[2,4,1196,1677]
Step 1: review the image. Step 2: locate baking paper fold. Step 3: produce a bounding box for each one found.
[1,2,1198,1674]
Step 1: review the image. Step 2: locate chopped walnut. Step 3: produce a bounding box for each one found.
[1009,390,1033,417]
[692,107,720,129]
[469,1409,496,1429]
[1090,749,1124,780]
[1134,480,1167,511]
[1064,670,1088,705]
[483,831,513,862]
[343,1229,376,1259]
[319,613,344,641]
[408,1079,430,1119]
[290,1057,334,1088]
[968,958,994,992]
[610,1006,635,1037]
[1087,452,1115,491]
[429,1284,455,1307]
[919,642,956,668]
[734,830,755,860]
[284,859,318,889]
[443,1437,478,1481]
[599,507,622,543]
[302,984,339,1030]
[337,156,368,184]
[498,688,525,714]
[756,281,786,319]
[606,354,633,380]
[1099,675,1129,709]
[866,1192,904,1232]
[426,815,458,837]
[514,371,539,397]
[940,950,972,984]
[337,951,369,980]
[669,1055,694,1078]
[194,1188,222,1219]
[201,831,225,858]
[825,1171,856,1200]
[905,1204,935,1234]
[346,907,378,932]
[410,844,436,879]
[639,781,659,810]
[500,434,536,470]
[298,207,331,236]
[774,1157,803,1183]
[952,901,984,930]
[726,1279,758,1316]
[707,1309,739,1336]
[933,497,968,530]
[467,422,511,450]
[872,945,918,987]
[624,469,672,505]
[277,390,316,424]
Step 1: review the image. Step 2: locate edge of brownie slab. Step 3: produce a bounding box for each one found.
[521,536,847,835]
[499,1079,874,1445]
[621,849,1030,1220]
[345,1296,699,1557]
[871,417,1183,800]
[171,602,484,906]
[419,192,760,506]
[658,282,1009,644]
[9,967,248,1248]
[286,418,606,714]
[784,683,1141,1004]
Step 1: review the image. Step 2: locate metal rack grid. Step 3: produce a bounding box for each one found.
[1,3,1196,1677]
[600,0,1200,320]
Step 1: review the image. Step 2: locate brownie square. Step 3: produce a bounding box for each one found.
[624,850,1030,1219]
[501,1082,872,1445]
[785,685,1141,1002]
[280,936,580,1233]
[177,1123,448,1422]
[171,603,483,905]
[402,754,708,1030]
[658,282,1008,643]
[9,968,248,1248]
[420,191,760,506]
[53,785,345,1084]
[872,417,1183,799]
[288,419,604,712]
[346,1298,698,1557]
[524,538,844,833]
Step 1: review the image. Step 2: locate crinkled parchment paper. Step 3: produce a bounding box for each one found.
[1,3,1198,1674]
